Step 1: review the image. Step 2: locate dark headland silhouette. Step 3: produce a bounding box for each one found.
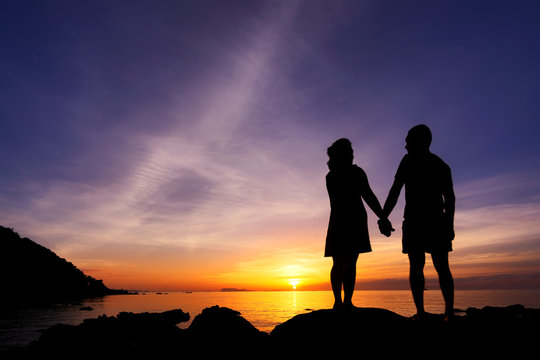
[0,225,129,306]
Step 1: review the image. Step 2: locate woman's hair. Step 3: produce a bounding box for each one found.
[327,138,353,171]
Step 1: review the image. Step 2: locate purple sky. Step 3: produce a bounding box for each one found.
[1,1,540,290]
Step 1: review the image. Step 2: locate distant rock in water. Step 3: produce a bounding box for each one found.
[220,287,250,292]
[0,225,128,305]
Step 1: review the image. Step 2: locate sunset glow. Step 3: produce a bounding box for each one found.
[1,1,540,292]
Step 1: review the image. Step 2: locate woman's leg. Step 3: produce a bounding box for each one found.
[331,257,344,308]
[343,254,359,307]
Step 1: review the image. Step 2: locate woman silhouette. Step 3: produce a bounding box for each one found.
[325,138,391,310]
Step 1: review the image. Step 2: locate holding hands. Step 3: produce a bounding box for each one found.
[378,218,394,237]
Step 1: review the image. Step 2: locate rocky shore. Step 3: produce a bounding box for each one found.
[2,304,539,359]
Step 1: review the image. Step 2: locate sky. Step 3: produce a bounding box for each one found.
[1,0,540,291]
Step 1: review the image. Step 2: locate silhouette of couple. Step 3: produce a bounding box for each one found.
[325,124,455,319]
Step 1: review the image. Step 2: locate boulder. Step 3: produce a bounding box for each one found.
[187,305,269,358]
[271,307,410,357]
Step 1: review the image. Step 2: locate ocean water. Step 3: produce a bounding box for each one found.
[2,289,540,349]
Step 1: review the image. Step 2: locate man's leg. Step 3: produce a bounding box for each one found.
[432,251,454,316]
[408,251,426,316]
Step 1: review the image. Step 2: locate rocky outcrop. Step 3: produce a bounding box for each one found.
[270,306,409,356]
[2,305,539,359]
[27,309,191,358]
[272,304,540,357]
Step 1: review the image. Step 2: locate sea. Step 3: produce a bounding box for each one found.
[2,289,540,350]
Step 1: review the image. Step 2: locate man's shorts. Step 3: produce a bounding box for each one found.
[402,218,453,254]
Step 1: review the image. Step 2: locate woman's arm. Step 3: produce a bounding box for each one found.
[362,186,385,219]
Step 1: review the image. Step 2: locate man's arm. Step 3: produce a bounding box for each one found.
[375,177,403,237]
[443,184,455,240]
[383,178,404,218]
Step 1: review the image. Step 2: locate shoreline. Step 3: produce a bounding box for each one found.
[2,303,539,358]
[3,288,540,349]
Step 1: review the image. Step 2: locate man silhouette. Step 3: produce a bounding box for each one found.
[381,124,455,319]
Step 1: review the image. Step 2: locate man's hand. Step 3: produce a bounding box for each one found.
[444,214,455,241]
[448,227,455,241]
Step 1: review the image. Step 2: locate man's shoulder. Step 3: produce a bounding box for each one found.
[428,152,451,170]
[395,154,410,172]
[399,154,410,165]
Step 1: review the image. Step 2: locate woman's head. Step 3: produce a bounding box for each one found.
[327,138,353,171]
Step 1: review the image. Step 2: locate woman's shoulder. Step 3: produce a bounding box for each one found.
[327,165,366,178]
[351,164,367,177]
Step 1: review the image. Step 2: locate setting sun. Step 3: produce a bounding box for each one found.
[288,279,300,290]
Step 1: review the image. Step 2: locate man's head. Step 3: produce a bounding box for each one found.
[405,124,432,154]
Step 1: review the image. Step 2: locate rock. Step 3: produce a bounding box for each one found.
[187,305,269,358]
[27,309,193,358]
[465,303,532,320]
[271,307,410,356]
[189,305,264,338]
[272,307,405,336]
[458,304,540,356]
[271,304,540,358]
[115,308,190,326]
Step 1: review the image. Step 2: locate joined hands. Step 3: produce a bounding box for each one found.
[377,218,394,237]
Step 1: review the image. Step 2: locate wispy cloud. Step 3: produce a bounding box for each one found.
[1,1,316,252]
